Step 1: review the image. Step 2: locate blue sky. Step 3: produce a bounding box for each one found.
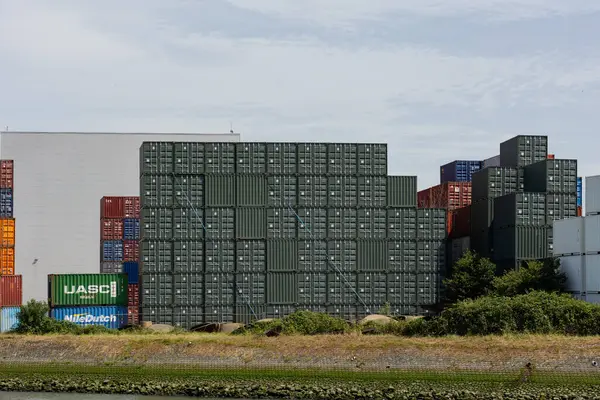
[1,0,599,188]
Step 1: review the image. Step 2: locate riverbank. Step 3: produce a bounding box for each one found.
[1,333,599,398]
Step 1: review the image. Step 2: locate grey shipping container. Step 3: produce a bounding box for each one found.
[297,305,327,314]
[236,208,267,239]
[493,192,546,229]
[387,208,417,239]
[235,304,268,324]
[267,143,297,174]
[173,306,204,329]
[173,175,204,208]
[387,176,417,207]
[327,176,358,207]
[357,144,387,176]
[236,240,266,273]
[235,143,267,174]
[266,273,298,304]
[173,241,203,273]
[204,175,236,207]
[174,142,205,175]
[470,199,494,232]
[141,306,173,325]
[298,240,327,272]
[356,240,387,271]
[357,272,387,304]
[388,304,417,317]
[417,240,446,273]
[266,305,296,319]
[387,273,417,305]
[141,175,174,208]
[141,274,173,306]
[417,273,439,306]
[417,208,446,240]
[140,142,174,175]
[204,273,235,304]
[141,208,173,240]
[100,262,123,274]
[470,228,493,258]
[296,208,327,239]
[471,167,519,201]
[298,272,327,304]
[204,240,235,273]
[297,143,328,175]
[297,176,328,207]
[388,240,417,273]
[173,208,204,240]
[493,225,549,262]
[326,305,358,321]
[327,208,357,239]
[267,208,297,239]
[268,176,297,207]
[204,305,234,323]
[327,273,358,304]
[204,208,235,240]
[524,159,578,193]
[499,135,548,168]
[204,143,236,174]
[357,176,387,208]
[173,273,204,305]
[235,273,266,304]
[266,239,298,271]
[546,193,577,225]
[236,175,268,207]
[141,240,173,273]
[357,208,387,239]
[327,240,357,272]
[327,143,358,175]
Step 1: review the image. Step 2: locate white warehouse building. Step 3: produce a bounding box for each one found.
[553,175,600,303]
[0,131,241,302]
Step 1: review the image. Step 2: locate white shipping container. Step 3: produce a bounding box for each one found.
[450,237,470,266]
[584,254,600,292]
[585,175,600,215]
[584,214,600,253]
[581,293,600,304]
[553,217,584,256]
[483,155,500,168]
[559,255,583,292]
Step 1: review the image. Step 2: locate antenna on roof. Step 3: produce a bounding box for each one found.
[229,121,234,134]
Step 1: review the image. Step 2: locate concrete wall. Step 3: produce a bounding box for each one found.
[0,132,240,301]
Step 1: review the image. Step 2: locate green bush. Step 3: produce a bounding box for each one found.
[234,311,350,335]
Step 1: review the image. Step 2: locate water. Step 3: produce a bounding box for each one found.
[0,394,203,400]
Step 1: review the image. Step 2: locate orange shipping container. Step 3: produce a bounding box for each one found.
[0,247,15,275]
[577,206,583,217]
[0,219,15,246]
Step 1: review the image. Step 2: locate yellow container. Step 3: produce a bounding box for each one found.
[0,247,14,275]
[0,219,15,247]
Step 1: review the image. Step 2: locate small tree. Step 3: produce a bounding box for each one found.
[14,299,50,334]
[493,258,567,297]
[442,250,496,304]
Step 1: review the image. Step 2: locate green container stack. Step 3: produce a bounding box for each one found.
[139,142,435,328]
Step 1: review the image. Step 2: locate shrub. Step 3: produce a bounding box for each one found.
[281,311,350,335]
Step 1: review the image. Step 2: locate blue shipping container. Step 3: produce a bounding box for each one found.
[50,306,128,329]
[0,188,13,217]
[123,262,139,284]
[123,218,140,240]
[577,177,583,207]
[102,240,124,261]
[0,306,20,333]
[440,160,483,183]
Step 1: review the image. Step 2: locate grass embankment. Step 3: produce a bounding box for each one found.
[2,333,600,398]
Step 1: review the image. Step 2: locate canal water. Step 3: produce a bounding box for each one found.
[0,393,222,399]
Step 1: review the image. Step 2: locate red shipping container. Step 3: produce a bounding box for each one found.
[0,160,14,189]
[446,210,454,236]
[101,197,125,219]
[547,154,555,159]
[418,182,472,211]
[124,197,140,219]
[0,275,22,307]
[577,206,582,217]
[127,284,139,306]
[100,218,124,240]
[123,240,139,261]
[128,306,139,325]
[450,205,471,239]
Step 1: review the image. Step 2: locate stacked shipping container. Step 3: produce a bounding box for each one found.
[139,142,436,328]
[100,196,140,324]
[0,160,22,332]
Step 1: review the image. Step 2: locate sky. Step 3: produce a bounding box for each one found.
[1,0,599,189]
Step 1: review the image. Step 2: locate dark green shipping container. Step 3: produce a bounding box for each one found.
[141,175,174,208]
[141,306,173,326]
[327,176,358,207]
[266,239,298,271]
[327,240,357,272]
[140,274,173,306]
[470,228,493,258]
[492,225,549,262]
[297,143,327,175]
[266,273,298,304]
[141,208,173,240]
[298,240,327,272]
[356,272,387,304]
[268,176,297,207]
[204,175,236,207]
[173,175,203,208]
[236,208,267,239]
[48,274,128,307]
[140,142,173,175]
[297,176,328,207]
[174,142,205,175]
[267,208,297,239]
[173,208,204,240]
[524,159,578,193]
[327,272,358,304]
[173,241,203,273]
[235,273,266,304]
[417,208,446,240]
[235,143,267,174]
[356,240,387,271]
[472,167,519,201]
[141,240,173,273]
[386,176,417,207]
[298,272,327,305]
[204,273,235,305]
[493,192,546,229]
[387,208,417,239]
[357,144,387,176]
[499,135,548,168]
[387,240,417,273]
[545,193,577,225]
[204,208,235,240]
[173,273,204,305]
[236,175,267,207]
[267,143,297,174]
[327,143,358,175]
[417,240,446,273]
[235,240,266,273]
[204,240,235,273]
[173,305,204,329]
[470,199,494,232]
[326,208,357,239]
[357,176,387,207]
[204,143,236,174]
[357,208,386,239]
[296,208,327,239]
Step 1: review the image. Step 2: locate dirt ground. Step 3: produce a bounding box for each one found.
[1,333,600,374]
